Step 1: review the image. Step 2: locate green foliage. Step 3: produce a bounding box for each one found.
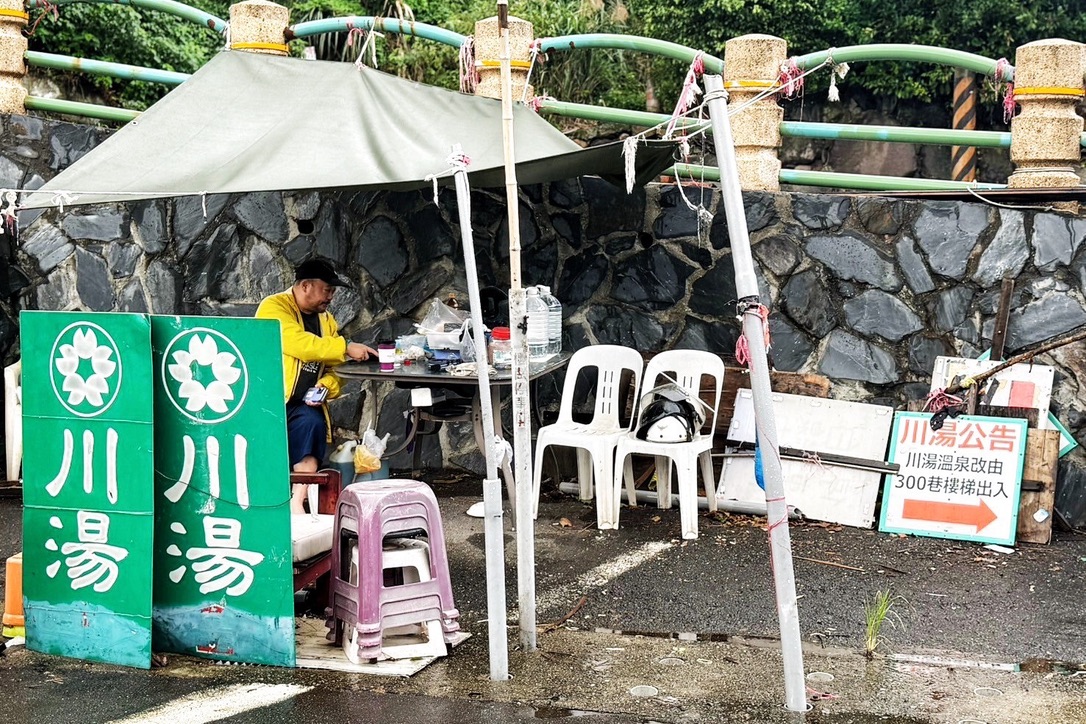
[28,0,229,110]
[633,0,1086,103]
[25,0,1086,115]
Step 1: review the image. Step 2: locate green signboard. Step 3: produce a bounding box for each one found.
[21,311,155,669]
[150,316,295,666]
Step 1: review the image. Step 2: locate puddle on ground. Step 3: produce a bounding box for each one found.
[532,707,600,718]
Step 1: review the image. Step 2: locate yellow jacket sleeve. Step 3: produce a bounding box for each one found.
[256,292,348,365]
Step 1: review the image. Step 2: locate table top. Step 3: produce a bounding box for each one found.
[335,351,571,386]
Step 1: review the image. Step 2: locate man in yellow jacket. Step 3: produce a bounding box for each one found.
[256,259,376,513]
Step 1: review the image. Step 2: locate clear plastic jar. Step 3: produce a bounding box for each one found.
[490,326,512,369]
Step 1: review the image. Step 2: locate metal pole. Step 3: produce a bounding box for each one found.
[496,0,536,652]
[452,153,509,681]
[952,69,979,182]
[703,74,806,713]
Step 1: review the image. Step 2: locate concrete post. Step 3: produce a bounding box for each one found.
[472,15,533,101]
[1008,39,1086,188]
[229,0,290,56]
[722,34,786,192]
[0,0,27,114]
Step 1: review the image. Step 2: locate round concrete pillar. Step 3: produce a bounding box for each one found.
[229,0,290,55]
[472,15,534,101]
[1008,39,1085,188]
[0,0,27,114]
[722,34,786,192]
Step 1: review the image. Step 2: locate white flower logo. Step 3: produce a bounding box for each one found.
[54,327,118,409]
[168,334,242,414]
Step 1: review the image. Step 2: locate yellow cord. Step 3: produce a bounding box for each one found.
[723,79,776,89]
[1013,86,1085,97]
[231,42,289,53]
[0,9,29,20]
[475,59,532,69]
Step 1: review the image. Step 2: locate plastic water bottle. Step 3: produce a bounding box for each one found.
[539,285,563,356]
[525,286,550,359]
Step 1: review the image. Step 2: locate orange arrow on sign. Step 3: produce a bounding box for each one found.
[902,498,998,533]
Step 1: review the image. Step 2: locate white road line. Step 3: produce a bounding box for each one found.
[106,683,313,724]
[538,540,672,612]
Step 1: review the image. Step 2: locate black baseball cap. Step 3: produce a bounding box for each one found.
[295,259,348,287]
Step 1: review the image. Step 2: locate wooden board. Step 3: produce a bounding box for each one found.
[1017,429,1060,545]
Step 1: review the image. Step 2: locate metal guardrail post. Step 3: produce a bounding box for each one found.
[952,69,978,182]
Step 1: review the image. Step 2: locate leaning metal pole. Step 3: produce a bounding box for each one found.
[704,74,806,713]
[452,150,510,681]
[497,0,537,652]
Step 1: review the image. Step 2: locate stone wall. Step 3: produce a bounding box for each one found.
[5,114,1086,523]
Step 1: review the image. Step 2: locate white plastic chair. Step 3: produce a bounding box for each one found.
[612,350,725,539]
[532,345,643,528]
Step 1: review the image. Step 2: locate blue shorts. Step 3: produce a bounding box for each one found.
[287,403,328,467]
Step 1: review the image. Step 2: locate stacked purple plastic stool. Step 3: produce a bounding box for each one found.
[326,479,460,661]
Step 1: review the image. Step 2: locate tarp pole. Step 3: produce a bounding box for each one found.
[452,151,510,681]
[703,73,807,713]
[497,0,537,652]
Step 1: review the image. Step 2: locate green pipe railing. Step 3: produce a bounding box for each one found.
[537,33,723,73]
[779,168,1006,191]
[26,51,190,86]
[539,99,1010,149]
[288,16,465,47]
[25,96,141,123]
[537,98,705,131]
[792,44,1010,79]
[672,163,1007,191]
[783,121,1010,148]
[27,0,227,32]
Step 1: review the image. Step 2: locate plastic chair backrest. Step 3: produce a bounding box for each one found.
[637,350,726,437]
[556,345,643,431]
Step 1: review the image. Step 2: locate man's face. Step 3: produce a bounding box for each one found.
[297,279,335,314]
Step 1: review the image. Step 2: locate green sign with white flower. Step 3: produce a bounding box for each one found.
[149,316,295,667]
[20,311,155,670]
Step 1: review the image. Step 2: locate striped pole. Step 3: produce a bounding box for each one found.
[952,69,978,182]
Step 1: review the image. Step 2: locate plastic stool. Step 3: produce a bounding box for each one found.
[326,480,459,660]
[340,538,447,662]
[3,553,24,638]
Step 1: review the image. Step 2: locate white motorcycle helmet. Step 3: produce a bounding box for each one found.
[635,383,705,443]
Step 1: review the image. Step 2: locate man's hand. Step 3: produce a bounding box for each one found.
[347,342,378,361]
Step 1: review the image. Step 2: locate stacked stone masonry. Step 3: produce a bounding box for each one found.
[4,114,1086,521]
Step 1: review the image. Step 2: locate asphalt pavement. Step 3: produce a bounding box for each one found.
[3,477,1086,723]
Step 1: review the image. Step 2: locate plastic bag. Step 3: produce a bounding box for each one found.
[416,297,469,335]
[353,428,390,474]
[459,318,488,363]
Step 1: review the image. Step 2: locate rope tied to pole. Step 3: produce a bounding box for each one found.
[527,94,556,112]
[459,35,479,94]
[778,58,804,98]
[423,149,472,206]
[827,62,850,102]
[994,58,1016,122]
[664,52,704,140]
[734,301,771,367]
[923,388,964,414]
[349,27,381,70]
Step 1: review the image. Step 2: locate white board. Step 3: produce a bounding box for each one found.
[930,356,1054,430]
[716,390,894,528]
[879,412,1026,546]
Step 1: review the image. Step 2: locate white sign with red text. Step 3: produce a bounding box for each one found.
[879,412,1027,545]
